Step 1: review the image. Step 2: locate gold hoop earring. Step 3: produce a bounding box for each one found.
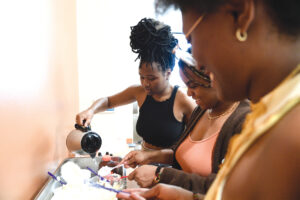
[236,28,247,42]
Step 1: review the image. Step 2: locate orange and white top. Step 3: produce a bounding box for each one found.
[175,132,219,176]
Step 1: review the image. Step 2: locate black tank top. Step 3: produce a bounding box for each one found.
[136,85,185,148]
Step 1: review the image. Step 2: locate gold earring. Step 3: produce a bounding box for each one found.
[236,28,247,42]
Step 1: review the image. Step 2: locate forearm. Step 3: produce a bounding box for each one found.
[147,149,174,164]
[160,168,216,194]
[88,97,109,114]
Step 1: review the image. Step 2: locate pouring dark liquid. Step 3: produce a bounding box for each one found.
[81,131,102,158]
[66,123,102,158]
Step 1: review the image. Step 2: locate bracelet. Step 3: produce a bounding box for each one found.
[153,166,163,184]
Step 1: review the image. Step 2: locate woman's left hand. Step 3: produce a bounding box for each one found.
[128,165,157,188]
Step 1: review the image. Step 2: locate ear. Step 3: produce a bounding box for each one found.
[165,69,171,80]
[238,0,255,34]
[227,0,255,34]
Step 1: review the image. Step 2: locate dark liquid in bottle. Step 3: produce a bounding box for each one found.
[81,131,102,156]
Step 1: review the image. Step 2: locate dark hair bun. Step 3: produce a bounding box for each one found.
[130,18,178,71]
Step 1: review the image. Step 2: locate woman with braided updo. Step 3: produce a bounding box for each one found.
[76,18,196,150]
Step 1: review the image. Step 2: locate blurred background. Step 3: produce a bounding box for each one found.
[0,0,188,199]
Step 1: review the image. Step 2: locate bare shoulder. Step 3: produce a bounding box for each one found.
[174,87,196,121]
[223,104,300,200]
[176,87,194,105]
[127,84,144,94]
[129,85,147,106]
[108,84,145,107]
[109,84,143,98]
[259,103,300,198]
[265,104,300,165]
[272,103,300,148]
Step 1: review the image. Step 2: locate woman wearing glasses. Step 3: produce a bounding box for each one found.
[119,51,250,191]
[75,18,196,151]
[118,0,300,199]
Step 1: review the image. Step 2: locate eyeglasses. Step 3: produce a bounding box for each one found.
[172,15,205,66]
[181,14,210,88]
[185,15,205,40]
[172,15,210,87]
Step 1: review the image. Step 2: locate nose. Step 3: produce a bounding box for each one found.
[142,79,150,87]
[187,88,193,97]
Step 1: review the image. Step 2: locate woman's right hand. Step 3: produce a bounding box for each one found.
[116,184,196,200]
[120,150,152,168]
[76,109,94,126]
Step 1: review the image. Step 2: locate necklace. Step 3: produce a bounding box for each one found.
[207,102,239,120]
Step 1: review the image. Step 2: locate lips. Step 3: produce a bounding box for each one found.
[195,99,202,105]
[145,88,152,93]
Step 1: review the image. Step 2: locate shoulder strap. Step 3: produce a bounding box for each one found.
[170,85,179,101]
[171,106,205,151]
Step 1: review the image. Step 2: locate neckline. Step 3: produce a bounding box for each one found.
[150,85,177,102]
[188,131,219,143]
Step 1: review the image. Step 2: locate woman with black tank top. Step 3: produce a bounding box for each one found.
[76,18,196,150]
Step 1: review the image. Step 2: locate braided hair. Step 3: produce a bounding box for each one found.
[130,18,178,72]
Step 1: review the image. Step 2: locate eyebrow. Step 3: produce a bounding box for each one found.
[139,74,156,77]
[186,81,196,87]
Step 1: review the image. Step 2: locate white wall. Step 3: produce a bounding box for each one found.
[76,0,186,156]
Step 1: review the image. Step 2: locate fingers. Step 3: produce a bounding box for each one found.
[125,162,138,169]
[141,184,194,200]
[82,118,88,126]
[130,193,146,200]
[128,170,136,181]
[116,191,131,199]
[136,180,148,188]
[116,192,146,200]
[122,188,149,193]
[128,170,151,188]
[117,189,149,200]
[119,154,131,165]
[121,151,138,167]
[140,186,160,199]
[75,114,82,125]
[75,109,93,126]
[76,115,88,126]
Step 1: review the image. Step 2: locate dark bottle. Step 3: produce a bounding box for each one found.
[66,124,102,158]
[81,131,102,158]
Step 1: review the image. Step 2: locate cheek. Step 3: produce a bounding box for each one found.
[152,79,164,89]
[194,88,209,100]
[191,35,237,99]
[191,38,205,67]
[213,72,235,101]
